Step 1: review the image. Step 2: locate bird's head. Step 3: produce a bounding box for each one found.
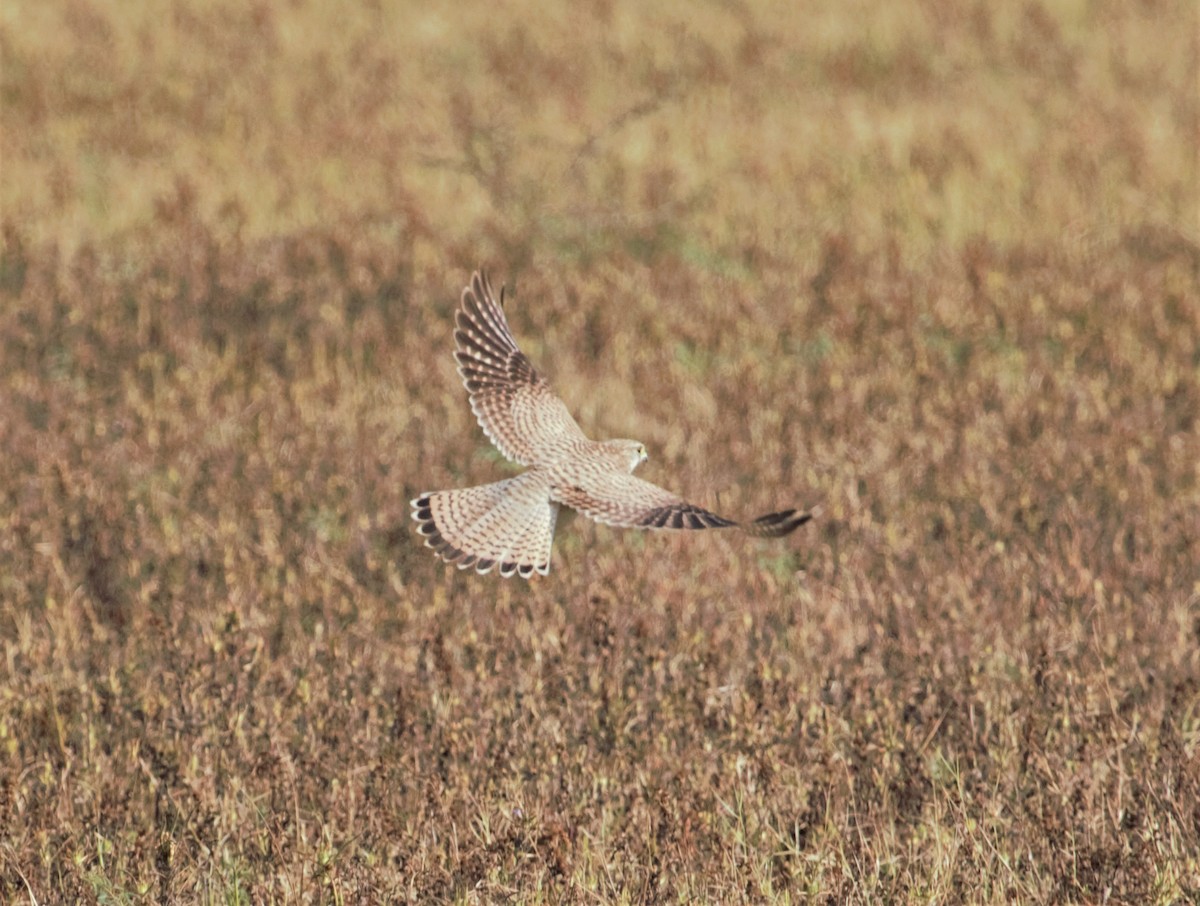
[609,439,648,473]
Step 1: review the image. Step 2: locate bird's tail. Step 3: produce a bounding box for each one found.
[411,472,558,578]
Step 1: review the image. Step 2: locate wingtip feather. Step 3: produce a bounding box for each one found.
[743,508,816,538]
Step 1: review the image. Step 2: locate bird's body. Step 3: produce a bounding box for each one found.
[411,271,812,578]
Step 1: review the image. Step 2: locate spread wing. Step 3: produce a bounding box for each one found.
[454,271,587,467]
[553,472,812,536]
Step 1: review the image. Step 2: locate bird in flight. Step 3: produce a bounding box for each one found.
[411,271,813,578]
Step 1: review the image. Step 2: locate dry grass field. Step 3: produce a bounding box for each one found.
[3,0,1199,902]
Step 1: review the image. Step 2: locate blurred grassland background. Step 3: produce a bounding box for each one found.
[2,0,1199,902]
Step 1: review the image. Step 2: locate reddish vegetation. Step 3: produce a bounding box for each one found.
[2,1,1197,901]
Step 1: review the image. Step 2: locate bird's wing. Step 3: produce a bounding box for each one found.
[553,472,812,536]
[454,270,587,467]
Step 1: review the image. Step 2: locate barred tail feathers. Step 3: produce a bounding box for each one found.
[411,472,557,578]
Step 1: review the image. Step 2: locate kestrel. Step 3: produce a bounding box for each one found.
[411,270,813,578]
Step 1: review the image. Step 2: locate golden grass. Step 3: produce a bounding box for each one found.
[2,0,1198,902]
